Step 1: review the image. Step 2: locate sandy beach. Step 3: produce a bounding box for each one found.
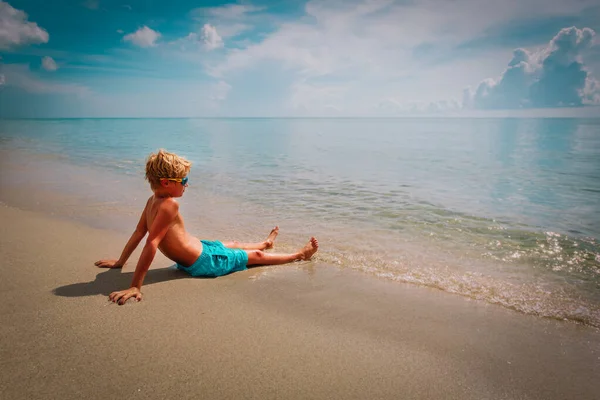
[3,0,600,396]
[1,203,599,400]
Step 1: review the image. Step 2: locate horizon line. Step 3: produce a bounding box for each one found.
[2,115,600,120]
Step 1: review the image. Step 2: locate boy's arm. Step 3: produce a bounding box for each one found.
[95,199,150,269]
[108,200,179,305]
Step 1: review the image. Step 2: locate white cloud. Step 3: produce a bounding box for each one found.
[168,32,200,51]
[86,79,230,117]
[123,26,161,48]
[193,4,264,20]
[116,29,124,34]
[375,98,461,114]
[0,73,5,87]
[208,0,600,84]
[201,24,223,50]
[82,0,99,10]
[465,27,600,109]
[41,56,58,71]
[583,77,600,104]
[214,23,252,39]
[0,1,49,50]
[361,0,599,46]
[209,23,338,78]
[191,4,266,40]
[211,0,527,80]
[170,25,224,53]
[290,80,347,112]
[376,97,404,112]
[2,63,89,96]
[324,104,341,111]
[210,80,231,101]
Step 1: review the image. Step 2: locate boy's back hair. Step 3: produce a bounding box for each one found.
[145,149,192,187]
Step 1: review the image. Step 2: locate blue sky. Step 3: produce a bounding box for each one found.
[1,0,599,117]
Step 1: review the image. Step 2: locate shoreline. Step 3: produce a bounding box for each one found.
[1,203,600,399]
[1,145,599,329]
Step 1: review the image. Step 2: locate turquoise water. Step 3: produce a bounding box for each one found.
[1,118,599,326]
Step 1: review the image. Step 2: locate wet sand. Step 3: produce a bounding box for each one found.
[1,203,599,400]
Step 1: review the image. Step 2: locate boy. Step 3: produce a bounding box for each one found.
[95,149,319,305]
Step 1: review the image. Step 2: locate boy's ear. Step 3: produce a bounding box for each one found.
[159,178,168,187]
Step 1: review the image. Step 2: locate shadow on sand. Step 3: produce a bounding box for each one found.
[52,266,209,298]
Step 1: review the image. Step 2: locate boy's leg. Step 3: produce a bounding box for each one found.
[245,237,318,266]
[222,226,279,250]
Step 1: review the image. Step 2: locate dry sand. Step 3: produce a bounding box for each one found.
[1,203,599,400]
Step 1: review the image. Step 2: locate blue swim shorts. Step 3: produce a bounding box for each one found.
[176,240,249,277]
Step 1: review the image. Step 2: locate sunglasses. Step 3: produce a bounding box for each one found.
[163,176,189,186]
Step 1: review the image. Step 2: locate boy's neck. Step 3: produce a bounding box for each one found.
[153,188,173,199]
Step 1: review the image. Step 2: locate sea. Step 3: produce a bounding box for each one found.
[1,117,599,327]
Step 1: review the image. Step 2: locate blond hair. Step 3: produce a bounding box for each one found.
[145,149,192,188]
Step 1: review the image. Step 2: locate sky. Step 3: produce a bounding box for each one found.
[1,0,600,118]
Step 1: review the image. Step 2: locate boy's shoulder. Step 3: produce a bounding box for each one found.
[146,195,179,211]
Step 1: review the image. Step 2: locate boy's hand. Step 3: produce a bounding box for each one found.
[109,287,142,305]
[95,259,123,268]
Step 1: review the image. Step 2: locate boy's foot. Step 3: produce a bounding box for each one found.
[298,237,319,260]
[264,226,279,249]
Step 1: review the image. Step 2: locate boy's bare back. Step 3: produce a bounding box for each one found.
[143,195,202,267]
